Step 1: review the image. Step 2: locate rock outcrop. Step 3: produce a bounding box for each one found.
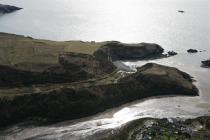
[120,63,197,96]
[187,49,198,53]
[106,116,210,140]
[0,63,198,127]
[94,41,164,61]
[0,4,22,14]
[167,51,178,56]
[0,52,116,87]
[202,59,210,67]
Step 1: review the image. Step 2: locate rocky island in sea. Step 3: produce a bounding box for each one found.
[202,59,210,68]
[0,33,199,128]
[0,4,22,14]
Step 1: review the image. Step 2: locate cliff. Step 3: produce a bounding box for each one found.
[0,63,198,127]
[94,41,164,61]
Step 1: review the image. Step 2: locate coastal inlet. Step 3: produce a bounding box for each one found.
[0,33,209,140]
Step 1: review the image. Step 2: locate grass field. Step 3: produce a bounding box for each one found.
[0,32,103,66]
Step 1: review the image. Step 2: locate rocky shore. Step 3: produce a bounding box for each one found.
[0,33,198,127]
[106,116,210,140]
[0,4,22,14]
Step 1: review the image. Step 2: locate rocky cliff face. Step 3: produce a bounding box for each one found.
[120,63,197,96]
[0,63,198,127]
[0,52,116,87]
[58,52,116,76]
[0,4,22,14]
[94,41,164,61]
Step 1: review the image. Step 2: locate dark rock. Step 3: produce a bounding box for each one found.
[120,63,198,96]
[0,63,198,127]
[201,59,210,67]
[206,119,210,129]
[107,116,210,140]
[168,51,178,56]
[0,64,92,87]
[0,52,116,87]
[187,49,198,53]
[178,10,185,13]
[0,4,22,14]
[94,41,164,61]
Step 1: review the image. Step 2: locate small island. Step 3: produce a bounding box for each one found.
[0,33,198,127]
[187,49,198,53]
[0,4,22,14]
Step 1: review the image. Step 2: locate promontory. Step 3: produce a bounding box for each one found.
[0,33,198,127]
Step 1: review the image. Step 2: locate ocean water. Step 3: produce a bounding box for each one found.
[0,0,209,51]
[0,0,210,139]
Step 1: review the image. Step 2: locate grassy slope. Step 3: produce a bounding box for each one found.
[0,33,103,66]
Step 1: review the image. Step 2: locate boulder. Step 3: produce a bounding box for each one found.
[168,51,178,56]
